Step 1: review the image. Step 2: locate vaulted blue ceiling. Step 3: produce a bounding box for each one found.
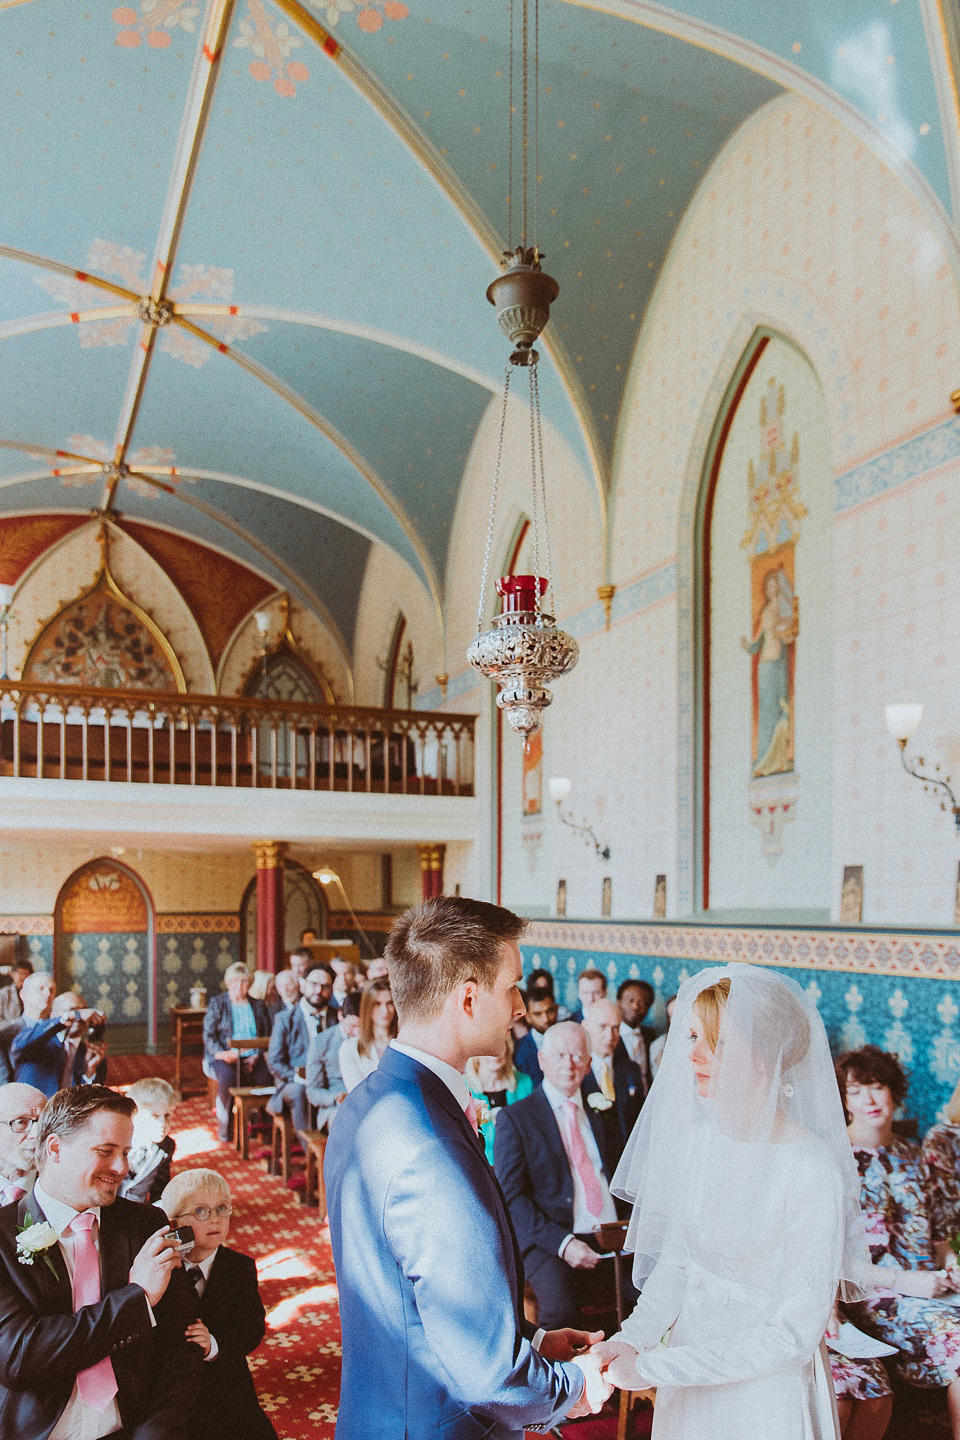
[0,0,955,655]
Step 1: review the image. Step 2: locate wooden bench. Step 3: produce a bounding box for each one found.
[270,1108,297,1183]
[300,1129,329,1218]
[617,1388,655,1440]
[229,1086,274,1160]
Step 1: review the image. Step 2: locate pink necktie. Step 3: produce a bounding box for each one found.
[1,1182,24,1205]
[565,1100,605,1218]
[69,1212,118,1412]
[465,1097,480,1134]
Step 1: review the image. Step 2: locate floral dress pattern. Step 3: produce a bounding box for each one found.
[844,1139,960,1388]
[922,1123,960,1249]
[828,1353,892,1401]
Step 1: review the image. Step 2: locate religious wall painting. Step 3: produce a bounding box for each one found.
[840,865,864,925]
[740,378,805,858]
[522,727,543,817]
[653,874,667,919]
[24,585,179,691]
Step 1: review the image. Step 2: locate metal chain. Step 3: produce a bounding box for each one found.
[528,361,543,617]
[476,365,513,633]
[521,0,529,247]
[533,0,540,252]
[507,0,514,254]
[531,362,555,616]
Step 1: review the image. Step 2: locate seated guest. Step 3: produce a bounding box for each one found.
[0,1084,202,1439]
[300,929,318,947]
[836,1046,960,1431]
[527,966,572,1020]
[119,1077,179,1205]
[616,978,655,1089]
[581,998,645,1155]
[339,979,397,1092]
[160,1168,277,1440]
[0,959,31,1023]
[306,991,362,1130]
[365,956,389,981]
[828,1338,893,1440]
[203,963,273,1142]
[249,970,281,1020]
[513,984,558,1087]
[494,1021,633,1330]
[648,993,676,1076]
[0,1081,44,1203]
[465,1039,533,1165]
[288,947,313,987]
[569,967,607,1023]
[266,961,337,1138]
[331,958,359,1008]
[273,968,301,1012]
[922,1074,960,1256]
[11,976,107,1097]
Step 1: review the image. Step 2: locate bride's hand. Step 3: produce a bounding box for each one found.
[590,1340,641,1388]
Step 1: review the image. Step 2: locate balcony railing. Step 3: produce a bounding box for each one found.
[0,681,475,797]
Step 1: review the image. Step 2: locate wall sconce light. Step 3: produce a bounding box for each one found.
[0,582,15,681]
[547,776,611,860]
[885,702,959,833]
[312,864,376,957]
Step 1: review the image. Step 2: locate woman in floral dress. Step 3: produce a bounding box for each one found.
[836,1046,960,1438]
[922,1076,960,1255]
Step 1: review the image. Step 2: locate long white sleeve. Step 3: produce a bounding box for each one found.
[611,1258,685,1352]
[629,1157,843,1390]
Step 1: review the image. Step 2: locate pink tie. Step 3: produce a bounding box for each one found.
[69,1212,118,1412]
[1,1182,24,1206]
[465,1097,480,1134]
[565,1100,605,1218]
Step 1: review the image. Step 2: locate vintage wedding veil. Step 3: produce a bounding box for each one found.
[611,963,872,1302]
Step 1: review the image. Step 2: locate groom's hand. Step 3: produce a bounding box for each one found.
[538,1327,604,1362]
[566,1351,614,1418]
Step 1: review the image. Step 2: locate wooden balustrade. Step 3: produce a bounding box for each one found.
[0,681,475,797]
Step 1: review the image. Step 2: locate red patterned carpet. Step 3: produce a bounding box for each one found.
[108,1054,947,1440]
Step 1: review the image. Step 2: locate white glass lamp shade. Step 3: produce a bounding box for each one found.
[548,776,572,804]
[885,702,923,743]
[0,584,14,609]
[312,866,340,886]
[253,609,271,637]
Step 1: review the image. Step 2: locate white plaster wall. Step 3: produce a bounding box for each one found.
[708,337,833,914]
[352,545,443,709]
[611,90,960,924]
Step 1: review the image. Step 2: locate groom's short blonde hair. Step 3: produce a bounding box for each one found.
[385,896,526,1022]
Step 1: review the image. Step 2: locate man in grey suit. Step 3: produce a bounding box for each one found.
[305,992,360,1131]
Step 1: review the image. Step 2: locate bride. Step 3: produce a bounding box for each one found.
[592,965,872,1439]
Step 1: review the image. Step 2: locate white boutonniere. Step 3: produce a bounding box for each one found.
[16,1213,60,1276]
[473,1101,493,1128]
[587,1093,614,1112]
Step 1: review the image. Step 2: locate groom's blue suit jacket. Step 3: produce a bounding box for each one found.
[325,1044,583,1438]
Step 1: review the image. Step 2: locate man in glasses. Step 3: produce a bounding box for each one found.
[0,1082,44,1205]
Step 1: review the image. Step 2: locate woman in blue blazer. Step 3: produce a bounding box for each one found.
[203,963,272,1141]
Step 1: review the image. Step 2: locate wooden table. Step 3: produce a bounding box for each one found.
[229,1086,275,1160]
[170,1007,206,1095]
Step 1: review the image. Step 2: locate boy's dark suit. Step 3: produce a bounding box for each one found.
[0,1190,201,1440]
[118,1136,176,1206]
[191,1245,277,1440]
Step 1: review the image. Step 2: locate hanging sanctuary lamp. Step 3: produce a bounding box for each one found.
[466,0,578,739]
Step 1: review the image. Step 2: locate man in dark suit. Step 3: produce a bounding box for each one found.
[266,962,337,1137]
[494,1021,635,1331]
[305,990,360,1132]
[581,998,645,1155]
[513,984,558,1088]
[616,978,656,1093]
[11,976,107,1098]
[326,896,612,1439]
[0,1084,201,1439]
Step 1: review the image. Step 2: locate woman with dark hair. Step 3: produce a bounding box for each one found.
[922,1074,960,1255]
[339,978,397,1093]
[836,1046,960,1438]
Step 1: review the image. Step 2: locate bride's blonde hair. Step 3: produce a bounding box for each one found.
[694,976,731,1052]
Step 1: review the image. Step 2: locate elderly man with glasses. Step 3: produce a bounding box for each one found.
[0,1082,44,1205]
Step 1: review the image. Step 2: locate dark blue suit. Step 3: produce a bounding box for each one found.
[513,1030,544,1087]
[580,1040,646,1154]
[10,1019,106,1098]
[325,1045,583,1439]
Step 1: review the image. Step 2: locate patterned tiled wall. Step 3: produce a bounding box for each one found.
[522,920,960,1133]
[156,924,239,1017]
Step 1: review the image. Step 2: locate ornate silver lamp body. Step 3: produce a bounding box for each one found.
[468,576,578,737]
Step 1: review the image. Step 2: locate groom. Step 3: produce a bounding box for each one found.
[325,896,613,1438]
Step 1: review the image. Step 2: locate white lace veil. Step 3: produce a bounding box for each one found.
[611,963,872,1301]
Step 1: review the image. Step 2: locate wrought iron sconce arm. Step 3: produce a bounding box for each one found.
[896,739,960,833]
[548,778,610,860]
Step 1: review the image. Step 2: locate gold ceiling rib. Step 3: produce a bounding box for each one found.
[107,0,236,509]
[273,0,608,535]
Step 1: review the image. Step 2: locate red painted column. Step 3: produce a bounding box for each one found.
[418,844,446,900]
[252,841,288,973]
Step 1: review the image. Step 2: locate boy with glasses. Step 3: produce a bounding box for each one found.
[160,1168,277,1440]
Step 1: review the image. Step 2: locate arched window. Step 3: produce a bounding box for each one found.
[245,644,327,779]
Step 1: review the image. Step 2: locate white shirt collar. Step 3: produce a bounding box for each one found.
[542,1078,583,1115]
[188,1246,219,1279]
[390,1040,472,1113]
[32,1178,100,1236]
[299,997,321,1024]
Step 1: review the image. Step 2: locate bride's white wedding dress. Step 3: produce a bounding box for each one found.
[613,1133,843,1439]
